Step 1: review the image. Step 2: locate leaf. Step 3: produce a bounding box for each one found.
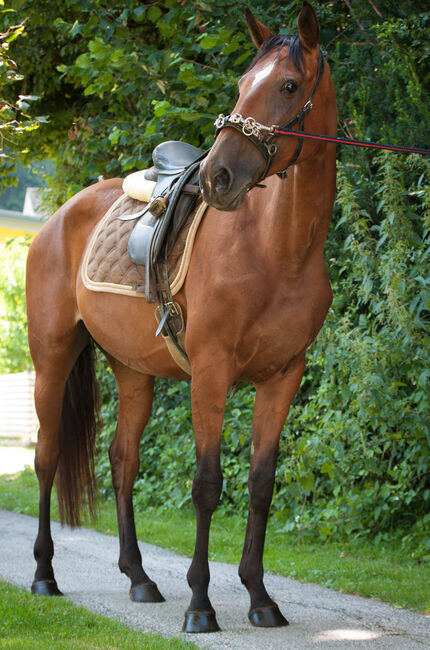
[199,34,219,49]
[16,100,29,112]
[75,53,91,68]
[152,100,171,117]
[321,462,334,477]
[299,471,315,491]
[133,6,146,21]
[147,6,162,23]
[18,95,40,102]
[70,20,82,38]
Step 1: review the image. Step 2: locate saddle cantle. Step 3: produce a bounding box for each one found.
[147,140,206,195]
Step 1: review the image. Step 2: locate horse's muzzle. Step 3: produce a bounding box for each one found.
[200,157,251,212]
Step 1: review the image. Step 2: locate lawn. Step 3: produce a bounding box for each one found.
[0,580,196,650]
[1,468,429,614]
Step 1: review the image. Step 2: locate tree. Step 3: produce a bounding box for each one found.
[0,4,42,193]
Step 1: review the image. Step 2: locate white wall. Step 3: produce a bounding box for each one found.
[0,371,38,443]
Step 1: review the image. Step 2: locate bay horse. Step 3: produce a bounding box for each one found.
[26,2,336,633]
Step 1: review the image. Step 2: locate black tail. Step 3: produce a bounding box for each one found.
[56,340,99,527]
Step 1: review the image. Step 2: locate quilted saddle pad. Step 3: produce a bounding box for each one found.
[81,194,207,298]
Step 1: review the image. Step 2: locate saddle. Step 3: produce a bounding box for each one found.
[122,141,207,302]
[121,140,208,373]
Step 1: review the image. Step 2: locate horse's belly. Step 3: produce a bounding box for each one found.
[77,284,189,380]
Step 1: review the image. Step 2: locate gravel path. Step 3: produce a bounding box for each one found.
[1,509,429,649]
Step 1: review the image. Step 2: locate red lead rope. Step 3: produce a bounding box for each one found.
[273,128,430,156]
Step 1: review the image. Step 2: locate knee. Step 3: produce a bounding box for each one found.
[192,462,223,513]
[248,466,275,512]
[109,439,139,490]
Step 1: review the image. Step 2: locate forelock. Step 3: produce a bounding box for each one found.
[246,34,304,75]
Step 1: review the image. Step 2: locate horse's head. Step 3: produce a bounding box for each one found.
[200,2,335,211]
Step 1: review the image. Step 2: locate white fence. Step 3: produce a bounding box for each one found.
[0,371,38,443]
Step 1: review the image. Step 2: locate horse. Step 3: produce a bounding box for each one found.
[26,1,337,633]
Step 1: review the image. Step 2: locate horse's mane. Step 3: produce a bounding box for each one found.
[246,35,304,74]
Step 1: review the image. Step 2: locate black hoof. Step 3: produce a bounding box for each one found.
[248,604,289,627]
[31,579,63,597]
[182,610,220,633]
[130,582,165,603]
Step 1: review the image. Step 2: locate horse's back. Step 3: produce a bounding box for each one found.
[28,179,123,278]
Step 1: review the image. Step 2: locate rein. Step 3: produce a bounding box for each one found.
[214,49,429,182]
[271,128,430,155]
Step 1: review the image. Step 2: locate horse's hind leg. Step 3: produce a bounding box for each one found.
[31,324,92,596]
[239,356,305,627]
[108,359,164,603]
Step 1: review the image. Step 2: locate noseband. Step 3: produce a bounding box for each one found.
[214,50,325,182]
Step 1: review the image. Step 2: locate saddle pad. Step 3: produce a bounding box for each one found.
[81,193,207,298]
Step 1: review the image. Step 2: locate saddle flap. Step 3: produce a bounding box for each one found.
[127,217,158,266]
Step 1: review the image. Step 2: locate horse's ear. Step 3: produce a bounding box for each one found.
[245,9,273,48]
[297,1,319,52]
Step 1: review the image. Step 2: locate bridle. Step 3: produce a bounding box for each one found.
[214,49,325,182]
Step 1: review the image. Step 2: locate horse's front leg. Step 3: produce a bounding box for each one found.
[239,356,305,627]
[183,363,230,633]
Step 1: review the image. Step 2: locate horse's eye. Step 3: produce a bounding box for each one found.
[282,80,298,94]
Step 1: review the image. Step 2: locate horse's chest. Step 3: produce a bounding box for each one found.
[218,276,326,382]
[240,298,312,377]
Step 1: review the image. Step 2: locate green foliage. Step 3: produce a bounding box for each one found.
[276,152,430,556]
[0,238,32,372]
[0,8,41,192]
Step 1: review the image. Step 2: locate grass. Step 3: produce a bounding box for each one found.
[1,468,429,614]
[0,581,196,649]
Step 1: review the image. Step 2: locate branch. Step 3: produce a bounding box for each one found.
[367,0,383,18]
[343,0,366,32]
[343,0,375,45]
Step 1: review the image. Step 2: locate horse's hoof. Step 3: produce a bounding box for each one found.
[182,610,220,633]
[130,582,165,603]
[248,604,289,627]
[31,579,63,596]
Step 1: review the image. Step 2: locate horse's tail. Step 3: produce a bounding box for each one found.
[56,339,99,527]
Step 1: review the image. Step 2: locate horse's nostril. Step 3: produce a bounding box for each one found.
[214,167,233,195]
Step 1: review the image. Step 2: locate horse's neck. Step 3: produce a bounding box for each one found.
[255,152,335,274]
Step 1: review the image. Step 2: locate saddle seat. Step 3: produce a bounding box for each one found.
[143,140,205,198]
[150,140,205,174]
[123,141,204,203]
